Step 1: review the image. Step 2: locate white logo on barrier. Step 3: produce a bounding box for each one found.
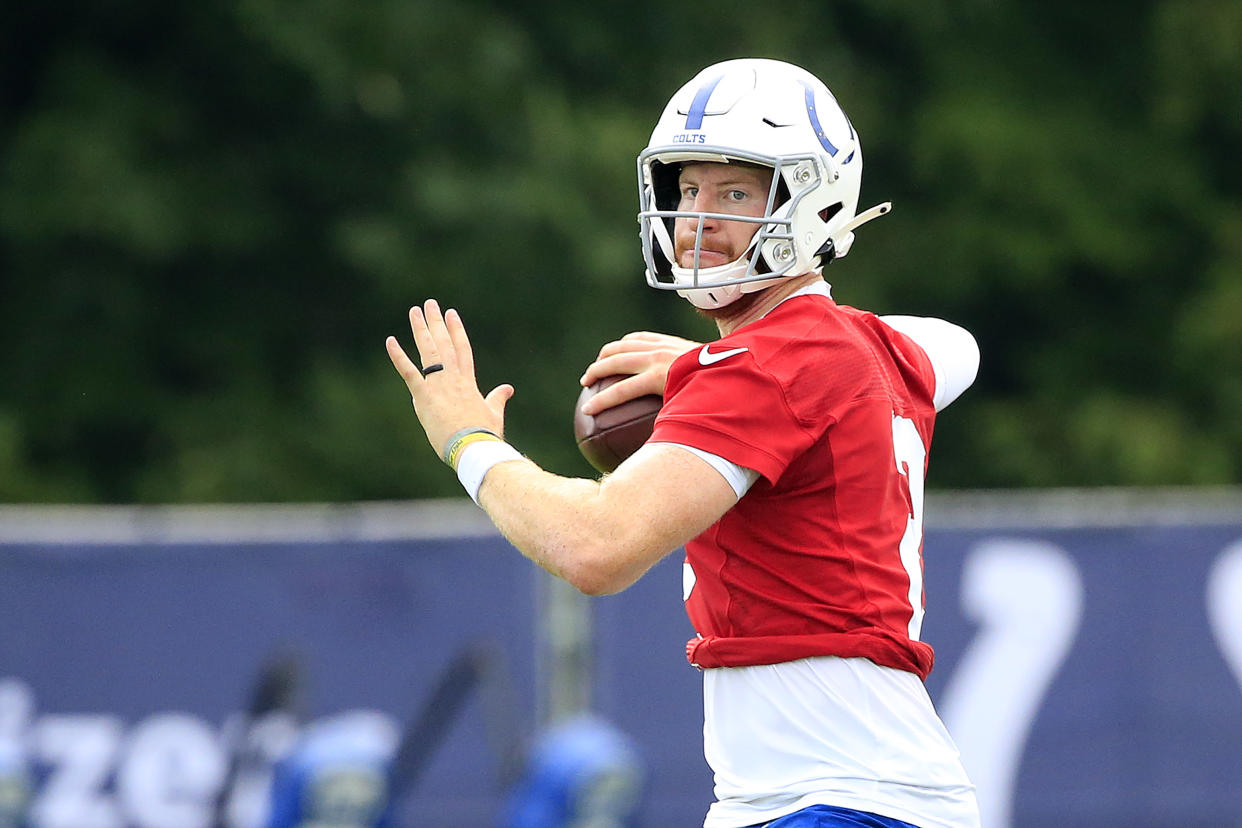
[937,539,1084,828]
[1207,539,1242,693]
[0,680,392,828]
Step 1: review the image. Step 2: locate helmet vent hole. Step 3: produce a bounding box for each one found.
[819,203,843,224]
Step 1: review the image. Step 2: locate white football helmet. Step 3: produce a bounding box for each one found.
[637,58,891,309]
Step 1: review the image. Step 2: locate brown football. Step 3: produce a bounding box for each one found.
[573,375,662,473]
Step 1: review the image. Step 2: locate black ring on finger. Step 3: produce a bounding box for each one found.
[421,363,445,377]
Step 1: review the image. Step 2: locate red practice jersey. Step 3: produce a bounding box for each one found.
[650,291,940,679]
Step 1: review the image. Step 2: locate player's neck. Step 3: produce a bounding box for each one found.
[713,272,824,336]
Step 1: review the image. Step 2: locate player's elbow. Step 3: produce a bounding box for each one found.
[561,559,637,597]
[558,538,652,596]
[568,572,627,597]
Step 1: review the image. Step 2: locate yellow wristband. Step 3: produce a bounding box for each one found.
[442,427,501,470]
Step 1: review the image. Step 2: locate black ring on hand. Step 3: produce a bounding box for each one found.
[421,363,445,377]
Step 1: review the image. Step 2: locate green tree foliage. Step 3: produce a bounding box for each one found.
[0,0,1239,502]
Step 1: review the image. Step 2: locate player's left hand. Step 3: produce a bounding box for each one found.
[386,299,514,457]
[579,331,701,415]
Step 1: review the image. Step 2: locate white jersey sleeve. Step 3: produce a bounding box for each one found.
[880,315,980,411]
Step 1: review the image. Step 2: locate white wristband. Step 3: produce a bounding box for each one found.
[455,439,524,504]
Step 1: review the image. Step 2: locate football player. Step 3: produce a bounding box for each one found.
[388,58,981,828]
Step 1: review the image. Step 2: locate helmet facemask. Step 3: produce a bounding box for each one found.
[639,150,828,310]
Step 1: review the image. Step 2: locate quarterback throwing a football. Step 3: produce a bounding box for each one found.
[388,59,981,828]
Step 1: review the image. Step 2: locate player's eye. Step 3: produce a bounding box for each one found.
[727,189,749,202]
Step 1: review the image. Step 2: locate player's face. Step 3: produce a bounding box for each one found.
[674,162,773,269]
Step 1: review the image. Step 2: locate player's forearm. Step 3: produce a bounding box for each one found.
[474,459,663,596]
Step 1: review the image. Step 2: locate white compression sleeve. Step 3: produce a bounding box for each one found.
[636,442,760,500]
[880,315,981,411]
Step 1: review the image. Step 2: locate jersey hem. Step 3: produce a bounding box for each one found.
[686,630,934,680]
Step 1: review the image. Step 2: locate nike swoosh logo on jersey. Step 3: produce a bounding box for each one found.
[698,345,749,366]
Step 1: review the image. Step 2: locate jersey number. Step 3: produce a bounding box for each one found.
[892,415,927,640]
